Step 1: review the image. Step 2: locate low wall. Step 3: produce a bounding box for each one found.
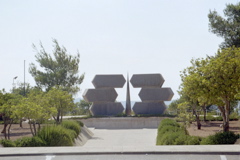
[74,125,94,146]
[80,117,166,129]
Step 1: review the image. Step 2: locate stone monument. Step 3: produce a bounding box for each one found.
[131,74,174,115]
[125,74,131,116]
[83,74,126,116]
[83,73,174,116]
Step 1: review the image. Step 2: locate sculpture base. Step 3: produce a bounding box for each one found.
[80,117,166,129]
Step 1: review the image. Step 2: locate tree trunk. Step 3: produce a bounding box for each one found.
[38,123,41,131]
[2,120,9,139]
[29,119,35,136]
[56,111,60,124]
[223,101,230,132]
[201,105,207,122]
[1,116,8,134]
[218,105,229,132]
[33,122,37,136]
[7,119,13,140]
[196,116,201,130]
[1,123,8,134]
[193,105,201,130]
[60,112,63,123]
[223,118,229,132]
[19,119,23,128]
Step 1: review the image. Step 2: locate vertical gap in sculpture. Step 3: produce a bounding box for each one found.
[125,73,131,116]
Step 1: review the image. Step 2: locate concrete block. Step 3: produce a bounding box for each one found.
[82,88,118,102]
[138,88,174,102]
[130,74,165,88]
[80,117,165,129]
[90,102,124,116]
[132,102,166,115]
[92,74,126,88]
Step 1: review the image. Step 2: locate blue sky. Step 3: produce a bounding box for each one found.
[0,0,239,101]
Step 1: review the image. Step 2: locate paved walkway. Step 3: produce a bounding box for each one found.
[84,128,157,147]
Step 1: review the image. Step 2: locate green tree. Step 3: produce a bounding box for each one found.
[0,91,22,139]
[14,89,56,136]
[12,82,31,96]
[29,39,84,94]
[179,58,209,129]
[180,47,240,132]
[46,88,74,124]
[73,100,92,115]
[178,83,203,129]
[208,2,240,48]
[12,84,42,128]
[201,47,240,131]
[167,98,184,115]
[176,101,194,128]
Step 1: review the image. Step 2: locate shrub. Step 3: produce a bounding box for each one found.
[205,115,215,121]
[156,118,203,145]
[37,125,73,146]
[158,125,185,135]
[229,112,239,121]
[15,136,46,147]
[215,116,223,121]
[157,132,180,145]
[66,128,77,141]
[174,134,189,145]
[0,139,16,147]
[158,119,180,130]
[61,120,81,137]
[200,136,215,145]
[157,119,192,145]
[187,136,202,145]
[200,131,239,145]
[77,121,84,127]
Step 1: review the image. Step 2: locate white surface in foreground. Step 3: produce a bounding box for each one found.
[84,128,157,147]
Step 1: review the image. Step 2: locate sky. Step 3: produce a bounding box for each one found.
[0,0,239,102]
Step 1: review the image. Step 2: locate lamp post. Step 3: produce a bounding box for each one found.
[12,76,18,90]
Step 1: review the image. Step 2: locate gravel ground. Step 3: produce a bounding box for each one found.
[187,120,240,137]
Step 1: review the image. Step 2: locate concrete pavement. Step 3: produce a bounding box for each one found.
[84,128,157,147]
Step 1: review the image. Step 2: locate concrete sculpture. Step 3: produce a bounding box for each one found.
[131,74,174,115]
[125,74,131,116]
[83,73,174,116]
[138,88,174,102]
[92,74,126,88]
[83,88,118,102]
[83,74,126,116]
[130,74,165,88]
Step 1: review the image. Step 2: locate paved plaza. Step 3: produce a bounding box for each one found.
[84,128,157,147]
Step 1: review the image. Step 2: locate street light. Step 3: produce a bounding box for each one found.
[12,76,18,89]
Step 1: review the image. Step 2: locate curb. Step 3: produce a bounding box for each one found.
[0,151,240,157]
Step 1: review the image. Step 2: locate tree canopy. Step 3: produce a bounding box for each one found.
[208,2,240,48]
[29,39,84,94]
[180,47,240,132]
[46,87,74,124]
[0,91,22,139]
[14,88,56,136]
